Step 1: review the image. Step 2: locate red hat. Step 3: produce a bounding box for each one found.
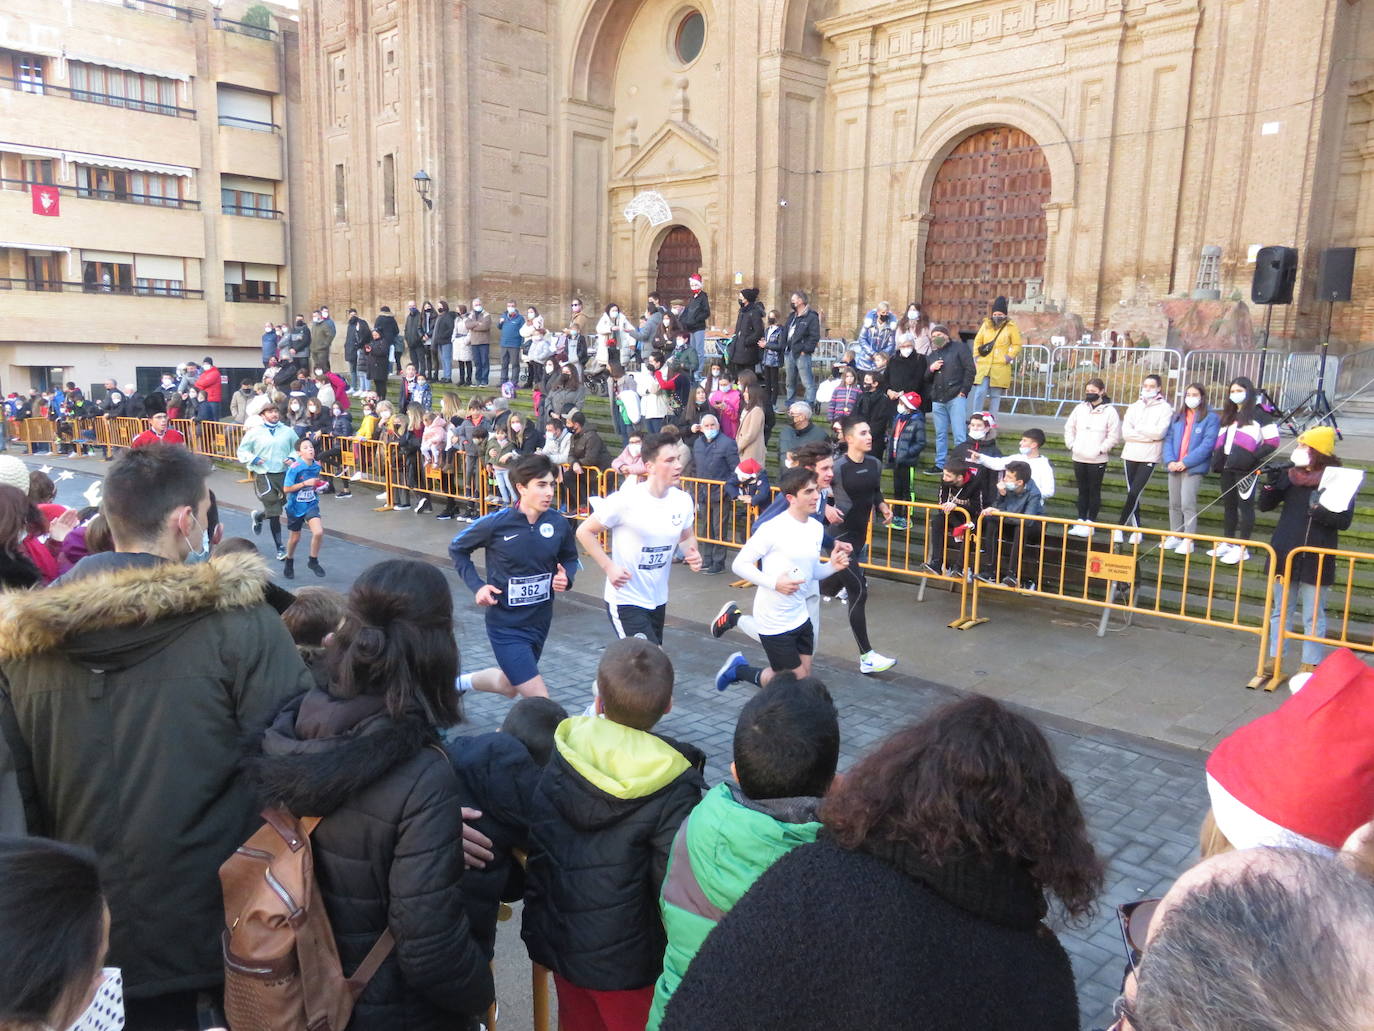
[735,458,762,479]
[1206,649,1374,850]
[897,391,922,411]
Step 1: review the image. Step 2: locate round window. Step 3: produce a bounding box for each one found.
[674,11,705,65]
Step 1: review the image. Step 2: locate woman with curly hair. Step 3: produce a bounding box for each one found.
[660,694,1103,1031]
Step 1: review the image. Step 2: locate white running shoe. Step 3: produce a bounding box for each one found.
[859,651,897,674]
[1162,536,1182,550]
[350,470,364,481]
[376,491,388,502]
[1128,532,1142,545]
[1174,539,1194,555]
[1067,523,1092,538]
[1219,545,1249,565]
[1205,543,1226,558]
[1111,529,1124,544]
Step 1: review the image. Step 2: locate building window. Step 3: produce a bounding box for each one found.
[221,175,276,217]
[216,84,275,131]
[22,159,54,185]
[8,51,45,94]
[82,260,134,293]
[68,61,180,115]
[382,153,396,218]
[674,11,705,64]
[334,163,347,222]
[224,262,279,302]
[76,165,184,206]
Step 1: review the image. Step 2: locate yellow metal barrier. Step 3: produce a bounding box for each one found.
[13,419,57,454]
[863,498,975,624]
[1265,546,1374,690]
[953,510,1279,681]
[680,474,757,548]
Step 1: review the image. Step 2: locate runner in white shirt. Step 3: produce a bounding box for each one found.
[714,466,851,690]
[576,431,702,643]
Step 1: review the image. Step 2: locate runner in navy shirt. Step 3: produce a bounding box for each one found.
[450,452,579,698]
[282,437,328,580]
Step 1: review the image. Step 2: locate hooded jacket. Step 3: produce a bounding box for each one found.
[0,552,314,998]
[732,295,765,366]
[1259,466,1356,585]
[522,716,705,991]
[1119,394,1173,464]
[243,689,494,1030]
[648,783,820,1029]
[1063,398,1121,464]
[971,317,1023,389]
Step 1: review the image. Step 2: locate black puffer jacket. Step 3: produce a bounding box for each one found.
[244,690,494,1031]
[447,733,544,958]
[1259,466,1356,585]
[662,838,1078,1030]
[925,337,976,403]
[522,716,705,991]
[732,296,765,367]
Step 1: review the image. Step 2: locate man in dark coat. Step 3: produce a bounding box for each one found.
[374,305,402,375]
[312,306,336,372]
[732,287,765,377]
[0,444,314,1028]
[344,308,371,389]
[681,273,711,372]
[691,414,740,574]
[783,290,821,406]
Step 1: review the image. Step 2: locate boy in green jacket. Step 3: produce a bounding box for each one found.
[648,675,839,1029]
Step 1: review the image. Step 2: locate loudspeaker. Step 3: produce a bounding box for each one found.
[1317,247,1355,303]
[1250,246,1298,305]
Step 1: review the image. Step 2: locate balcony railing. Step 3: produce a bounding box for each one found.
[0,75,197,118]
[224,290,286,303]
[217,114,279,133]
[91,0,204,21]
[0,277,204,299]
[213,14,277,40]
[222,204,282,219]
[0,178,200,210]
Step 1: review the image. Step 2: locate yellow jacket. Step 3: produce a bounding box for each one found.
[972,317,1023,388]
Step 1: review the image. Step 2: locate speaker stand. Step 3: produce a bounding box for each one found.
[1252,305,1289,428]
[1280,303,1343,440]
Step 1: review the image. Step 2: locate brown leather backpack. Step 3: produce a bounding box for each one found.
[220,808,394,1031]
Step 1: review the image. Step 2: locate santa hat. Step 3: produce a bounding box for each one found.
[897,391,922,412]
[975,411,997,430]
[1206,648,1374,851]
[689,273,703,287]
[735,458,763,480]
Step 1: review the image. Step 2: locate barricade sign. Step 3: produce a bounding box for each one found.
[1086,551,1136,582]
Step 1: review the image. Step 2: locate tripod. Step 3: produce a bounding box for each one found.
[1280,301,1342,439]
[1252,304,1291,431]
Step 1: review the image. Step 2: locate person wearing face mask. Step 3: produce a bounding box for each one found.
[977,460,1045,588]
[761,309,787,411]
[238,403,299,560]
[732,288,766,377]
[1258,426,1359,672]
[0,445,313,1027]
[855,302,897,372]
[1063,377,1121,536]
[681,273,712,372]
[403,300,424,373]
[431,299,455,383]
[373,304,402,375]
[969,296,1022,421]
[595,302,632,373]
[949,412,1003,510]
[464,299,493,386]
[262,319,281,367]
[1209,377,1280,564]
[1113,373,1173,543]
[923,323,975,474]
[498,299,526,386]
[611,431,649,484]
[896,303,931,356]
[782,291,821,406]
[1161,383,1219,554]
[691,414,740,574]
[418,300,438,378]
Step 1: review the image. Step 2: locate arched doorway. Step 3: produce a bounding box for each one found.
[920,126,1050,333]
[654,226,702,300]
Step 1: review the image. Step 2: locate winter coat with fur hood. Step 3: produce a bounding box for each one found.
[244,689,495,1031]
[0,552,314,998]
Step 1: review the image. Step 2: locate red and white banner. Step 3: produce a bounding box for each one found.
[31,184,60,217]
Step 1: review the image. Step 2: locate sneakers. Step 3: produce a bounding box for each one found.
[307,558,325,578]
[375,491,388,502]
[276,546,287,562]
[1205,544,1225,558]
[1111,529,1124,544]
[393,503,412,511]
[1067,522,1092,538]
[1001,574,1022,589]
[919,561,942,577]
[251,510,264,535]
[282,558,294,579]
[1174,539,1194,555]
[436,511,454,521]
[711,601,742,639]
[714,651,746,692]
[1219,544,1250,565]
[1128,532,1142,545]
[701,563,724,575]
[859,651,897,674]
[974,571,1000,585]
[890,517,909,531]
[415,497,432,515]
[335,490,352,499]
[1162,536,1182,550]
[349,470,364,481]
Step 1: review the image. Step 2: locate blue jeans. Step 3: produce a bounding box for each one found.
[785,349,816,405]
[438,343,453,381]
[473,347,491,385]
[1270,580,1329,666]
[356,368,372,393]
[931,395,968,469]
[690,329,706,373]
[500,348,521,385]
[969,377,1004,420]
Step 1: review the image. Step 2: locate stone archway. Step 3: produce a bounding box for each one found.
[920,126,1051,333]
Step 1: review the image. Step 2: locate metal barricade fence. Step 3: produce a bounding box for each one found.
[680,474,757,549]
[862,499,974,622]
[1266,546,1374,690]
[1002,343,1052,413]
[15,419,57,453]
[1177,349,1278,410]
[1334,346,1374,403]
[1278,351,1341,412]
[1045,344,1183,416]
[815,338,851,365]
[954,511,1279,681]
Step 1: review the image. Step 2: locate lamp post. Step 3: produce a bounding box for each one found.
[413,169,432,210]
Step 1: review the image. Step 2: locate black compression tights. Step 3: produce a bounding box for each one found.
[821,564,872,654]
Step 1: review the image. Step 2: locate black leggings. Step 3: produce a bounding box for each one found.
[1073,461,1106,521]
[820,546,872,654]
[763,364,782,407]
[1117,460,1156,528]
[457,360,473,386]
[1220,468,1257,540]
[893,464,918,504]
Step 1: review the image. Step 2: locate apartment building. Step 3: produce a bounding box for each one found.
[0,0,305,397]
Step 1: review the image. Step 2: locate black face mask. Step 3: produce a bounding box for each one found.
[1085,392,1101,404]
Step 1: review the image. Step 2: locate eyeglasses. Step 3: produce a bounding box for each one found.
[1116,897,1161,974]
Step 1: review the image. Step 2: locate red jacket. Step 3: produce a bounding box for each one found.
[194,365,223,403]
[132,427,186,448]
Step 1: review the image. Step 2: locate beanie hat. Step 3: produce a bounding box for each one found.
[930,323,951,339]
[0,455,31,493]
[975,411,997,430]
[741,287,759,304]
[735,458,763,480]
[1205,648,1374,851]
[1297,425,1336,457]
[992,295,1008,315]
[897,390,922,412]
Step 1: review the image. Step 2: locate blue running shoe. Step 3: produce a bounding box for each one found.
[714,651,746,692]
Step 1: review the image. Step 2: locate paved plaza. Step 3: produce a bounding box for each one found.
[43,457,1217,1029]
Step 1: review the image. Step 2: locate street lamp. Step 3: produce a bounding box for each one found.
[413,169,432,210]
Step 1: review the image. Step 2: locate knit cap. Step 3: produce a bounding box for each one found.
[0,455,30,493]
[1297,425,1336,457]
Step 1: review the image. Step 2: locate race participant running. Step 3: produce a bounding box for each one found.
[821,415,897,673]
[281,437,327,580]
[236,402,297,560]
[575,431,703,643]
[450,453,579,699]
[714,466,851,690]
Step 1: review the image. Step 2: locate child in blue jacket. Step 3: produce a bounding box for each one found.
[1162,382,1220,554]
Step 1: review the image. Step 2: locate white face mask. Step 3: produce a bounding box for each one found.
[609,309,619,318]
[184,515,211,564]
[1018,445,1033,455]
[1230,390,1247,405]
[968,428,987,441]
[907,307,919,319]
[1184,395,1201,409]
[628,443,641,457]
[898,346,914,356]
[1291,446,1311,467]
[1141,387,1159,400]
